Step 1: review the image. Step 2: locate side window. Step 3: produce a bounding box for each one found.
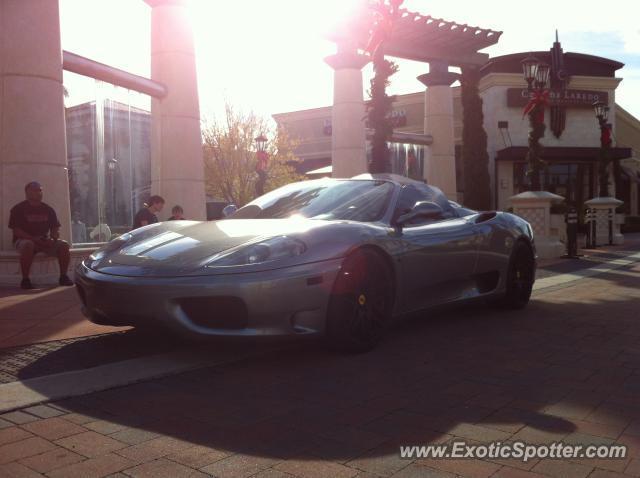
[392,185,431,226]
[392,184,458,227]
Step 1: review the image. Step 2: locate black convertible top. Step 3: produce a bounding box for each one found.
[352,173,454,215]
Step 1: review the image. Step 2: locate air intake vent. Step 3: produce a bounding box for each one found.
[180,297,248,330]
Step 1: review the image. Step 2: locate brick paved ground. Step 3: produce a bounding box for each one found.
[0,286,127,349]
[0,258,638,476]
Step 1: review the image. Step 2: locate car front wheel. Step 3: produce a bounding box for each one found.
[502,241,535,309]
[326,249,393,352]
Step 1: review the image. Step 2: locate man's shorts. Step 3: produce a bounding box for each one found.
[15,239,68,257]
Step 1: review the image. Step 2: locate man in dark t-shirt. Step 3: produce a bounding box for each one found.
[8,182,73,290]
[133,195,165,229]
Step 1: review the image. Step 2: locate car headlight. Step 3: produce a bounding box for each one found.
[206,236,306,267]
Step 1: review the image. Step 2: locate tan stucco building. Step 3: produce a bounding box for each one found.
[274,51,640,216]
[0,0,206,284]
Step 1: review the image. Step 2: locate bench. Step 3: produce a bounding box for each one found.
[0,247,99,286]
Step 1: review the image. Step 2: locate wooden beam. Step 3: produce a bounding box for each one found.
[384,45,489,67]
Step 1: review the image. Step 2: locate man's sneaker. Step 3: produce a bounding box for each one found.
[59,275,74,286]
[21,278,35,290]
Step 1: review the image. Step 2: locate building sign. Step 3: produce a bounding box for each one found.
[363,109,407,129]
[507,88,609,109]
[389,109,407,127]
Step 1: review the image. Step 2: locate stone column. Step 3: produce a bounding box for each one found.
[324,44,369,178]
[0,0,71,250]
[510,191,566,258]
[145,0,206,220]
[630,181,638,216]
[418,61,459,200]
[585,197,624,245]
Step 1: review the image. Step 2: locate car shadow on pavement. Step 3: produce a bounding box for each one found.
[3,328,185,383]
[13,267,640,467]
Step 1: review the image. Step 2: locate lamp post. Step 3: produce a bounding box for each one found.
[521,56,550,191]
[255,134,268,197]
[593,101,613,197]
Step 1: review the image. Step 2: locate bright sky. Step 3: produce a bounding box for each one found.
[59,0,640,123]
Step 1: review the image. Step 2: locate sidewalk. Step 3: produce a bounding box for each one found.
[0,286,127,350]
[537,232,640,272]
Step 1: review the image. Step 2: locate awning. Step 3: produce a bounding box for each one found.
[365,130,433,146]
[496,146,632,162]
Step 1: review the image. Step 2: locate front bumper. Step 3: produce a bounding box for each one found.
[74,259,342,338]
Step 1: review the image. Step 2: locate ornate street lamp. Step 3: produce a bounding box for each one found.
[255,134,268,197]
[535,62,551,89]
[255,134,268,152]
[521,56,550,191]
[521,55,539,89]
[593,101,613,197]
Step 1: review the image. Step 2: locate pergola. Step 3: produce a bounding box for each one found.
[330,7,502,66]
[325,7,502,199]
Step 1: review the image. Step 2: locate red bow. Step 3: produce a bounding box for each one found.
[522,89,550,121]
[601,126,612,146]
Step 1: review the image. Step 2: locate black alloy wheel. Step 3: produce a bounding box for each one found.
[326,249,393,352]
[503,241,535,309]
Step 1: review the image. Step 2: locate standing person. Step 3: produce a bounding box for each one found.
[89,223,112,242]
[8,181,73,289]
[167,205,184,221]
[70,211,87,243]
[133,195,165,229]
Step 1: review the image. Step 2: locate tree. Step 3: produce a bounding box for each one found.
[460,67,492,210]
[365,0,403,174]
[202,103,303,207]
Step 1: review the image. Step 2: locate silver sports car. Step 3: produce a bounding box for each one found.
[75,174,536,351]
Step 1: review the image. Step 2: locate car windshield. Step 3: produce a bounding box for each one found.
[231,179,395,222]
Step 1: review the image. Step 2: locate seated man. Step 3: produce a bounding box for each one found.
[70,211,87,244]
[8,181,73,289]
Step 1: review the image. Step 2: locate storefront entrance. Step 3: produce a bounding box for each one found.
[514,161,595,207]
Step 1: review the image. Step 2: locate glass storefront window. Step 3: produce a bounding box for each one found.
[366,143,425,181]
[64,71,151,244]
[513,162,594,207]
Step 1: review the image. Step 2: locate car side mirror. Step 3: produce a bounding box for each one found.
[396,201,444,227]
[222,204,238,218]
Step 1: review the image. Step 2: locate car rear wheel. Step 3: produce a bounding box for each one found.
[326,249,393,352]
[502,241,535,309]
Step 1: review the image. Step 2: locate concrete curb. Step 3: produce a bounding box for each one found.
[533,250,640,292]
[0,344,287,414]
